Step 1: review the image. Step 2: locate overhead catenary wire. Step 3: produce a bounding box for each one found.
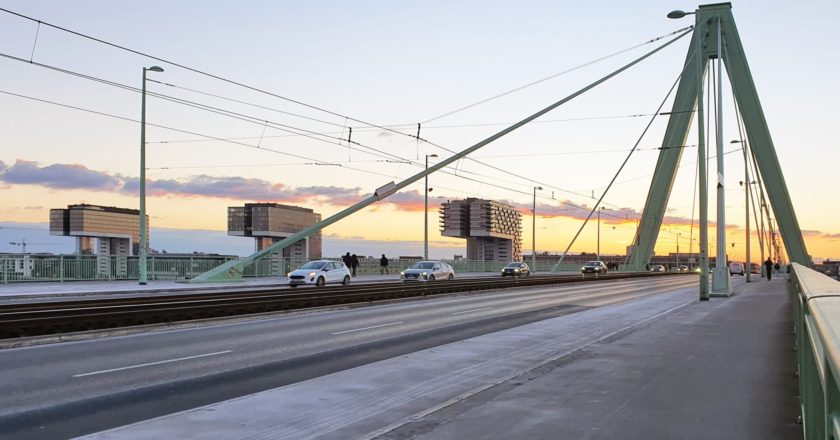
[421,25,694,124]
[554,67,686,266]
[0,7,693,218]
[0,46,651,220]
[0,8,697,229]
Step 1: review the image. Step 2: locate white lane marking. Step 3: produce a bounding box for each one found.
[331,321,404,335]
[451,307,493,315]
[72,350,233,378]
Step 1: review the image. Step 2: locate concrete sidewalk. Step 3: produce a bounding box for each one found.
[79,276,801,440]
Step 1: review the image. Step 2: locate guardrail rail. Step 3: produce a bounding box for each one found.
[790,262,840,439]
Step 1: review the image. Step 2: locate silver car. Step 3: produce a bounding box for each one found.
[400,261,455,282]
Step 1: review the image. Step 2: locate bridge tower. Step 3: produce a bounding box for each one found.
[625,2,811,298]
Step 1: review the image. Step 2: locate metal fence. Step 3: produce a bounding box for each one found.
[790,263,840,440]
[0,254,597,283]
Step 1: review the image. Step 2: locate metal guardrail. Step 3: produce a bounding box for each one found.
[0,255,595,283]
[790,262,840,440]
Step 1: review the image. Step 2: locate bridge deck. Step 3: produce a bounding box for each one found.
[81,276,801,440]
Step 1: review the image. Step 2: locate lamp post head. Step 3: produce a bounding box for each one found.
[535,186,543,191]
[427,154,438,158]
[730,139,744,144]
[667,10,694,19]
[147,66,164,73]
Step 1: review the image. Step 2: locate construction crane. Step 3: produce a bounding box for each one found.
[9,239,28,253]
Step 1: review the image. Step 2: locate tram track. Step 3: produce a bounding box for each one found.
[0,272,686,339]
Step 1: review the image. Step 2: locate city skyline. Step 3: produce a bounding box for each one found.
[1,1,837,262]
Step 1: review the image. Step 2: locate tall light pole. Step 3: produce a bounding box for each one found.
[532,186,542,271]
[597,206,604,261]
[733,139,752,282]
[676,232,682,268]
[139,66,164,285]
[424,154,438,260]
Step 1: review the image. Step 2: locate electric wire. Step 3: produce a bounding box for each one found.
[0,7,693,218]
[421,26,694,124]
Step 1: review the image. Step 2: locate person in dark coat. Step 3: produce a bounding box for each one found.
[764,257,773,281]
[380,254,389,275]
[342,252,351,268]
[350,253,359,276]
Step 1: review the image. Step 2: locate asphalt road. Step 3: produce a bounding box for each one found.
[0,275,696,439]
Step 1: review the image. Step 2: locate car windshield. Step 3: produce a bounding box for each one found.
[299,261,326,270]
[584,261,601,267]
[505,263,521,268]
[410,262,435,269]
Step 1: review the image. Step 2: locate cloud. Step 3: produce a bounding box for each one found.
[0,160,121,191]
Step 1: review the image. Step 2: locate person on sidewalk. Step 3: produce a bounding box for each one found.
[764,257,773,281]
[380,254,389,275]
[350,253,359,277]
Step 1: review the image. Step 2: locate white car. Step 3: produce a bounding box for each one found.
[400,261,455,282]
[729,262,745,276]
[287,260,351,287]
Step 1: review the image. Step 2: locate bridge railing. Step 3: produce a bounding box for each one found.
[790,262,840,440]
[0,254,594,283]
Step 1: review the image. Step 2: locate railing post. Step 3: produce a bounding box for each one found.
[1,257,6,284]
[59,255,64,283]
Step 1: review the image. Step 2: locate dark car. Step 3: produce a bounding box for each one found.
[581,261,608,274]
[501,262,530,277]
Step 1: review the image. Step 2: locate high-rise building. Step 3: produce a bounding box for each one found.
[440,198,522,262]
[49,204,148,277]
[227,203,322,262]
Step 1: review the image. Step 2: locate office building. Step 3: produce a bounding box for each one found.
[49,204,148,277]
[228,203,322,265]
[440,198,522,262]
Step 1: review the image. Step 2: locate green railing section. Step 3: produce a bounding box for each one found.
[0,254,593,283]
[790,263,840,440]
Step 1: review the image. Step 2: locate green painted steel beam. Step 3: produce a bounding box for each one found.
[187,30,690,283]
[624,30,704,272]
[718,8,811,266]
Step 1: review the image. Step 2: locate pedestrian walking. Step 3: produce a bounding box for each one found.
[350,253,359,277]
[764,257,773,281]
[380,254,389,275]
[774,261,780,274]
[342,252,351,269]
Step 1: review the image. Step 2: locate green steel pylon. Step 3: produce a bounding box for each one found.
[625,2,811,287]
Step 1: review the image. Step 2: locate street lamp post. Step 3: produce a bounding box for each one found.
[424,154,438,260]
[139,66,163,285]
[732,139,752,282]
[597,206,605,261]
[532,186,542,271]
[676,232,682,268]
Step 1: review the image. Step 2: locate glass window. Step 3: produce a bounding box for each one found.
[300,261,326,270]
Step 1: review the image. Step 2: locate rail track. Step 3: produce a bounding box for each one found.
[0,272,687,339]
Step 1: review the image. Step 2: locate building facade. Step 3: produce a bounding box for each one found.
[49,204,148,277]
[440,198,522,262]
[228,203,322,268]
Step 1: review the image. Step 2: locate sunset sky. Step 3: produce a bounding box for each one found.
[1,0,837,261]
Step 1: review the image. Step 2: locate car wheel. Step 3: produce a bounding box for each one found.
[342,275,351,285]
[289,284,298,288]
[316,276,325,287]
[448,274,454,280]
[429,275,436,281]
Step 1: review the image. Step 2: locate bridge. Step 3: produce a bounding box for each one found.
[0,2,837,439]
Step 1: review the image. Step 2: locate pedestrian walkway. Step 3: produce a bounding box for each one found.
[80,276,801,440]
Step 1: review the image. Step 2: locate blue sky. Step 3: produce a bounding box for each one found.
[0,0,838,260]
